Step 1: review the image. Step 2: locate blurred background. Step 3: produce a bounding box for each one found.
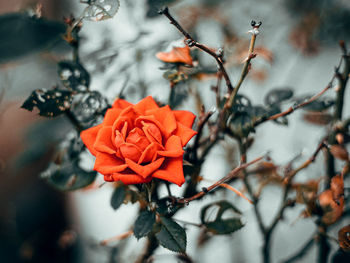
[0,0,349,262]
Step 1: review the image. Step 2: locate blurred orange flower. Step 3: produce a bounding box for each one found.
[156,45,193,66]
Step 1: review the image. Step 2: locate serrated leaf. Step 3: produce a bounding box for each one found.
[155,217,187,253]
[0,13,66,63]
[134,210,156,239]
[58,61,90,91]
[156,197,179,217]
[200,201,243,235]
[264,88,294,105]
[21,88,73,117]
[82,0,120,21]
[111,185,126,210]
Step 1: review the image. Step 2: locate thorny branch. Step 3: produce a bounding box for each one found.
[159,7,234,93]
[253,46,347,130]
[225,21,261,110]
[176,154,265,204]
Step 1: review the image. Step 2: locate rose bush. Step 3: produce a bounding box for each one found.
[80,96,197,186]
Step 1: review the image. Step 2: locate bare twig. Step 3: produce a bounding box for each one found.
[159,7,233,93]
[191,106,215,161]
[254,82,333,127]
[176,154,265,204]
[225,21,261,109]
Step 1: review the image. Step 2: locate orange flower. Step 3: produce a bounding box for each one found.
[80,96,197,186]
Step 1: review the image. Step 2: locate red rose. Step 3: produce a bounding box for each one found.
[80,96,197,186]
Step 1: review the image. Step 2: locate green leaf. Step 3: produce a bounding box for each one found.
[155,217,187,253]
[205,218,244,235]
[134,210,156,239]
[296,96,334,112]
[200,201,244,235]
[264,88,294,105]
[43,160,97,191]
[0,13,66,63]
[110,185,126,210]
[21,88,73,117]
[156,197,179,217]
[228,111,254,137]
[58,61,90,91]
[82,0,120,21]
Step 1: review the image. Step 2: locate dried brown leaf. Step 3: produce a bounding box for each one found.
[338,225,350,252]
[330,145,349,161]
[318,189,344,225]
[303,112,333,126]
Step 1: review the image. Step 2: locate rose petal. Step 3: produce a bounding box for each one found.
[103,108,122,126]
[135,115,167,137]
[112,171,152,184]
[173,110,196,128]
[174,122,197,146]
[157,135,184,157]
[139,121,163,145]
[112,107,137,133]
[126,157,164,178]
[145,106,177,136]
[120,143,142,162]
[93,126,116,154]
[104,174,114,182]
[152,157,185,186]
[138,142,160,164]
[112,98,133,109]
[120,121,129,139]
[94,152,128,174]
[80,124,102,156]
[126,127,150,151]
[133,96,159,115]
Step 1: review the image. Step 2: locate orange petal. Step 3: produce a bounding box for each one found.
[103,108,122,126]
[137,120,163,145]
[125,157,164,178]
[174,122,197,146]
[80,124,102,156]
[93,126,116,154]
[112,98,133,109]
[112,107,136,135]
[156,46,193,66]
[157,135,184,157]
[139,142,160,164]
[94,152,128,174]
[120,143,142,162]
[126,127,150,151]
[152,157,185,186]
[112,171,152,184]
[104,174,114,182]
[173,110,196,128]
[146,106,177,136]
[133,96,159,115]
